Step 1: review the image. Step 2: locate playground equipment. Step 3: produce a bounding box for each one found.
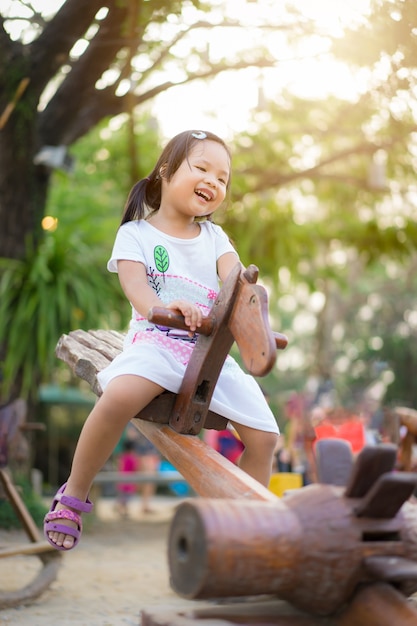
[167,442,417,618]
[0,399,62,609]
[56,263,417,625]
[395,406,417,471]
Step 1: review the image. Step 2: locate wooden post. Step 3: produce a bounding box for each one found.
[0,468,41,542]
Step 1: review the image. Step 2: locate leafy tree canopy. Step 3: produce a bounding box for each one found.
[1,0,417,413]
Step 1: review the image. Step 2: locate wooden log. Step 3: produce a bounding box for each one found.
[335,582,417,626]
[0,468,41,542]
[168,498,300,599]
[0,557,62,610]
[132,419,277,502]
[141,599,325,626]
[166,481,417,616]
[0,468,62,610]
[0,541,57,559]
[55,332,110,394]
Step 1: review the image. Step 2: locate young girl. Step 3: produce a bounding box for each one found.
[44,130,279,551]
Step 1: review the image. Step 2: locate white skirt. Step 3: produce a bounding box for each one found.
[97,341,279,434]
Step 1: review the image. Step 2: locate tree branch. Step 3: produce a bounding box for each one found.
[38,0,129,144]
[29,0,105,96]
[59,56,278,145]
[37,8,292,145]
[234,134,416,198]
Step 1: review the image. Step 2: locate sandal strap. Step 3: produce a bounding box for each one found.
[44,510,82,545]
[45,508,82,529]
[44,522,80,543]
[56,491,93,513]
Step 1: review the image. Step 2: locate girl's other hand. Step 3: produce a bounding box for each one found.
[167,300,202,333]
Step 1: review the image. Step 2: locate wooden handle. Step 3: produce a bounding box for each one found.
[148,307,288,350]
[147,307,215,335]
[274,332,288,350]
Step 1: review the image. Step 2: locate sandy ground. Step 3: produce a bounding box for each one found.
[0,495,201,626]
[2,494,417,626]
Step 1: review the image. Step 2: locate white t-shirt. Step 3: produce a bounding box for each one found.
[108,219,238,342]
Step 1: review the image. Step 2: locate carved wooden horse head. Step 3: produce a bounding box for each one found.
[148,263,287,434]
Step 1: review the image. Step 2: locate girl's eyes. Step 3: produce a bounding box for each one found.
[195,165,227,185]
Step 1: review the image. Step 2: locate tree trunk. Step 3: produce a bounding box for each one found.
[0,89,49,260]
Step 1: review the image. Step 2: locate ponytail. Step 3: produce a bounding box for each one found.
[120,172,162,225]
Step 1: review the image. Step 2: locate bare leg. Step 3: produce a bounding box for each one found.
[48,375,164,548]
[230,422,278,487]
[139,454,159,513]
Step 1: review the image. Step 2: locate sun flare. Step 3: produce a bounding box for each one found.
[153,0,371,137]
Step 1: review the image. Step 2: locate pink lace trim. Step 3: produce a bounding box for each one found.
[133,331,194,366]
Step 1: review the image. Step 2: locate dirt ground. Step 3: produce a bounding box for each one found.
[0,495,201,626]
[2,494,417,626]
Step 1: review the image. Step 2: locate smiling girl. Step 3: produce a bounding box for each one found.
[44,130,279,551]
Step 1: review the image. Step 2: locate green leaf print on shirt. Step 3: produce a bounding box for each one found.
[154,245,169,274]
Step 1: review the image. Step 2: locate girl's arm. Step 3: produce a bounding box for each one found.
[118,260,164,316]
[118,260,202,331]
[217,251,241,284]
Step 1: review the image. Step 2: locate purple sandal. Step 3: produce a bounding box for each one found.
[44,483,93,551]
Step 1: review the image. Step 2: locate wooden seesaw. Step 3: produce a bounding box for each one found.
[56,263,417,626]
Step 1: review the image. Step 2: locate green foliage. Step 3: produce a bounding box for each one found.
[340,258,417,408]
[225,82,417,279]
[48,117,160,249]
[0,231,126,400]
[332,0,417,72]
[0,116,161,401]
[0,477,47,529]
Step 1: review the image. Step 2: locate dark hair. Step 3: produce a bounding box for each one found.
[120,130,231,225]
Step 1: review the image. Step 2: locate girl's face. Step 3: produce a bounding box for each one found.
[161,140,230,219]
